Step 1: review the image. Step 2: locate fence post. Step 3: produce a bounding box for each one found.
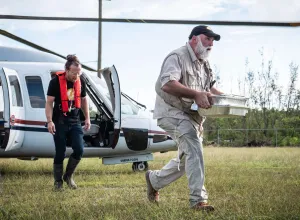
[246,129,249,146]
[217,128,220,145]
[275,128,278,147]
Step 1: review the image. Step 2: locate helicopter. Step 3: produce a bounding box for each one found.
[0,29,176,172]
[0,13,298,172]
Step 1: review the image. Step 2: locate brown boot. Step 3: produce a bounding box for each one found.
[192,202,215,212]
[53,164,63,191]
[63,157,80,189]
[145,170,159,202]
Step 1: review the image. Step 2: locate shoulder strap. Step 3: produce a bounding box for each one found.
[74,78,81,108]
[56,72,69,113]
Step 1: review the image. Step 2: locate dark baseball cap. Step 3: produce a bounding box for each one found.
[188,25,221,41]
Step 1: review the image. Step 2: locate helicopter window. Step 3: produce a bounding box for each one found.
[25,76,46,108]
[8,76,23,107]
[86,92,100,120]
[103,92,139,115]
[121,95,139,115]
[89,74,112,109]
[88,73,139,115]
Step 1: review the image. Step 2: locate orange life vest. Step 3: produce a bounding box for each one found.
[56,71,81,113]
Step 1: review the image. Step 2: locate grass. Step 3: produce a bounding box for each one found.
[0,147,300,220]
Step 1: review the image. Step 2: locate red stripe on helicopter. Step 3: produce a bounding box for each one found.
[14,119,46,126]
[11,118,168,135]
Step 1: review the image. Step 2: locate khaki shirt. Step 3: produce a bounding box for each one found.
[153,43,212,126]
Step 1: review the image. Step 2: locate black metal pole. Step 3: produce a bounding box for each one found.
[98,0,102,77]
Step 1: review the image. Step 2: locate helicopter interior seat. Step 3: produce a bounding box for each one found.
[66,124,101,147]
[83,124,100,136]
[78,108,100,136]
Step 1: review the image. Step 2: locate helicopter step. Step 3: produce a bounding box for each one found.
[102,153,153,171]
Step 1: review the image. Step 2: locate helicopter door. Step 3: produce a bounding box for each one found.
[101,66,121,149]
[0,67,25,151]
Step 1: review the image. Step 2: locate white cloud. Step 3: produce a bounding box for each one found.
[230,29,265,36]
[0,0,97,17]
[245,0,300,21]
[0,0,299,33]
[1,0,299,20]
[0,0,91,32]
[103,0,226,19]
[0,0,226,19]
[0,20,78,33]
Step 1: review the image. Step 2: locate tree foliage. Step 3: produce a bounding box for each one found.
[204,49,300,146]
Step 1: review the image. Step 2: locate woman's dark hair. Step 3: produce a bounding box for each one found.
[65,54,81,70]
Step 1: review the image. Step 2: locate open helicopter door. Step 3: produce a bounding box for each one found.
[97,66,121,149]
[83,66,121,149]
[102,66,121,133]
[0,67,25,151]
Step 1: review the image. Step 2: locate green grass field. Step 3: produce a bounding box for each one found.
[0,147,300,220]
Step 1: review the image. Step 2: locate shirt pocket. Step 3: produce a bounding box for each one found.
[186,70,200,90]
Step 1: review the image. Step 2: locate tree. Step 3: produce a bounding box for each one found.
[286,62,299,113]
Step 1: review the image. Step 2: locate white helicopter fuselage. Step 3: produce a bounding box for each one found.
[0,47,176,171]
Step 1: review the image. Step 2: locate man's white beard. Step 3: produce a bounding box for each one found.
[195,37,211,60]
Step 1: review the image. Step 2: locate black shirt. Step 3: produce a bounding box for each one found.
[47,75,87,124]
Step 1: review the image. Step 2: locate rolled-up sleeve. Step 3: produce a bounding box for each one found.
[160,54,182,87]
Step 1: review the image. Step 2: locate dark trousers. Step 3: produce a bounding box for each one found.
[53,122,84,164]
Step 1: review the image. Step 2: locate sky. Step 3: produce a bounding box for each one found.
[0,0,299,109]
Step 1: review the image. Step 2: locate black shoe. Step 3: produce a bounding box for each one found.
[63,157,80,189]
[54,180,63,191]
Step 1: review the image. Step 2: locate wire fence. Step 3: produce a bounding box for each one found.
[203,128,300,147]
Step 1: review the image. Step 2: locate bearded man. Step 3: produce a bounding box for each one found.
[145,25,223,211]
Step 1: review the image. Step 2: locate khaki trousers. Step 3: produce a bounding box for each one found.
[149,117,208,207]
